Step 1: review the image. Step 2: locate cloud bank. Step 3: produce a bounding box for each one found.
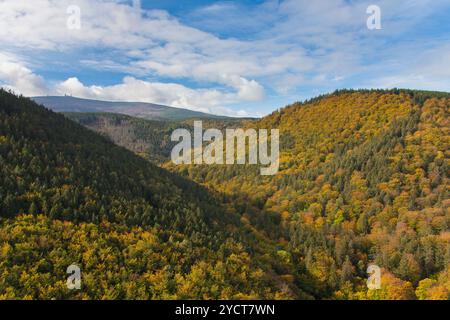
[0,0,449,116]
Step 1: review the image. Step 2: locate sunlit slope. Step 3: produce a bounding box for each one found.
[168,89,450,299]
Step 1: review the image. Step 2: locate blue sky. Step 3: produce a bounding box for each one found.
[0,0,449,117]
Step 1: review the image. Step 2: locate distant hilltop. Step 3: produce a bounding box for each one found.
[32,95,234,121]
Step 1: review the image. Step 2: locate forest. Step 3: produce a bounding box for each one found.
[0,88,449,299]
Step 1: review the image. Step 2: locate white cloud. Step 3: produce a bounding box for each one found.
[0,0,449,116]
[0,52,48,96]
[0,0,270,115]
[0,50,260,116]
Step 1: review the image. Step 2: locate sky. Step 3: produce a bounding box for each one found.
[0,0,449,117]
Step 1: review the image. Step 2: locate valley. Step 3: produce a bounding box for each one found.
[0,89,449,299]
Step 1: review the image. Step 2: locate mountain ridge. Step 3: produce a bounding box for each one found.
[1,88,449,300]
[32,95,238,121]
[0,89,306,299]
[165,89,450,299]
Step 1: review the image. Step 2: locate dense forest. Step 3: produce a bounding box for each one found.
[0,89,449,299]
[65,112,248,164]
[0,89,308,299]
[166,89,450,299]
